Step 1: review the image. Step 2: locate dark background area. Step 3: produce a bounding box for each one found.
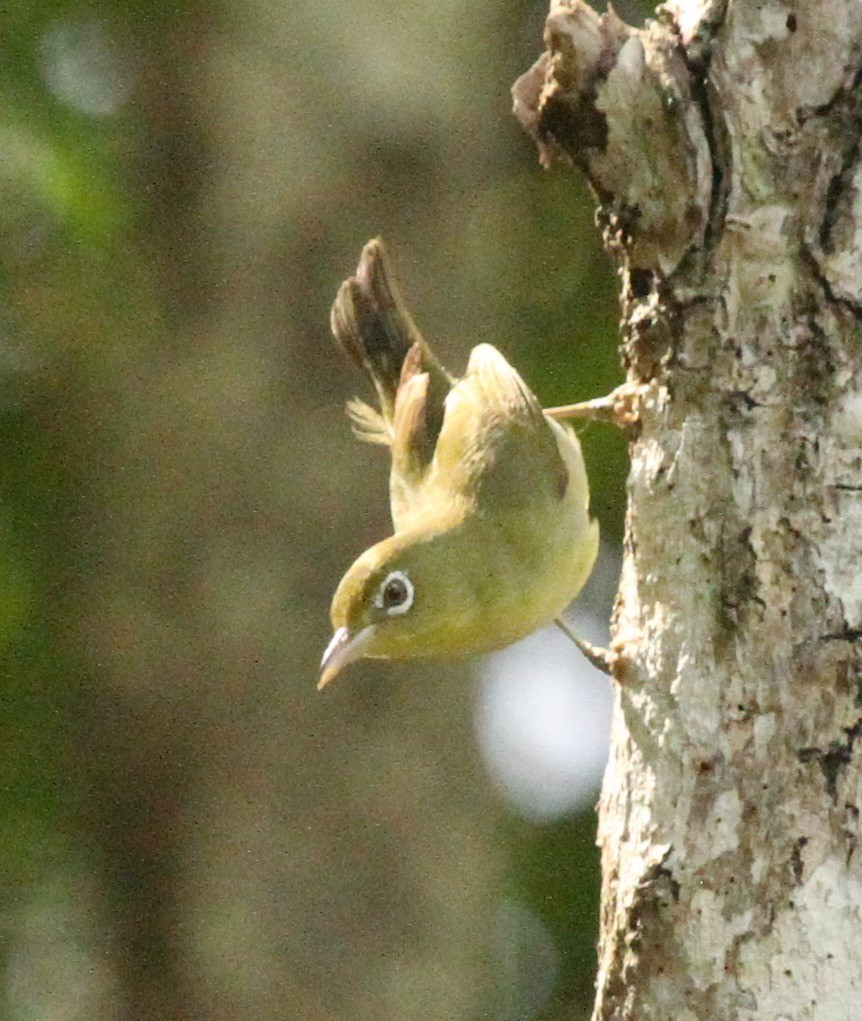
[0,1,645,1018]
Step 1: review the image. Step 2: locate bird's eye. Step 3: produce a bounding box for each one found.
[375,570,414,615]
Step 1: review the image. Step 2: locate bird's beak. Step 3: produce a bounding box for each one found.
[318,625,374,690]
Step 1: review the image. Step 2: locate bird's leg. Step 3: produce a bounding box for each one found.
[554,617,617,677]
[544,383,644,430]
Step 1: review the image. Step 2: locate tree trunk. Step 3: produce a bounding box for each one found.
[515,0,862,1017]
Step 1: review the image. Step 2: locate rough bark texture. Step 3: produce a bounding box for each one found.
[517,0,862,1017]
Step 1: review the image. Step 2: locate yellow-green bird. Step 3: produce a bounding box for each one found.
[320,238,616,690]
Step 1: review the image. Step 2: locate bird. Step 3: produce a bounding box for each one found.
[319,238,627,690]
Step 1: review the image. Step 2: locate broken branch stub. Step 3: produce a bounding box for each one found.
[513,0,712,275]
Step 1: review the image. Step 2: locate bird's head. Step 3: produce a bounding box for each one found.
[319,526,472,689]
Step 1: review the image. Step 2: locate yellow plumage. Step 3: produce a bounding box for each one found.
[319,238,600,689]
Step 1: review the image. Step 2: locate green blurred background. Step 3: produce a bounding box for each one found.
[0,0,642,1018]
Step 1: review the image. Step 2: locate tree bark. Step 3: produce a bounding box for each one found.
[516,0,862,1017]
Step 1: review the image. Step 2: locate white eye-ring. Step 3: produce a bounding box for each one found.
[374,570,414,615]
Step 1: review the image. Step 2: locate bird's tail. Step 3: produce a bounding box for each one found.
[331,238,448,423]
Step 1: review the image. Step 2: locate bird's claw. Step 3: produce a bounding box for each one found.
[573,636,619,677]
[544,383,644,432]
[554,618,621,679]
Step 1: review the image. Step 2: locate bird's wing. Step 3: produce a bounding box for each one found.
[429,344,570,511]
[390,370,425,462]
[464,342,546,423]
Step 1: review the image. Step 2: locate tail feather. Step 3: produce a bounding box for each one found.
[331,238,429,421]
[332,238,454,479]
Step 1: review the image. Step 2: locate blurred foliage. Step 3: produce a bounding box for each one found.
[0,0,649,1018]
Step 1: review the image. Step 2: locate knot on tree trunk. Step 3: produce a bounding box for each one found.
[513,0,713,275]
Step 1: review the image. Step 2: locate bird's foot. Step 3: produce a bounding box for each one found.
[554,618,619,678]
[544,383,644,431]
